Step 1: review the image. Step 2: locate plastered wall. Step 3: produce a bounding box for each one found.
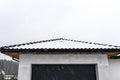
[18,53,109,80]
[108,59,120,80]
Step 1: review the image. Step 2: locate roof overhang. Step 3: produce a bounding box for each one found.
[1,48,120,60]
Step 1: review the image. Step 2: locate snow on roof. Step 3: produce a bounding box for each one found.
[1,38,120,59]
[1,38,120,49]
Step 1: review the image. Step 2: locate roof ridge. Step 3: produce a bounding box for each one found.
[1,38,120,49]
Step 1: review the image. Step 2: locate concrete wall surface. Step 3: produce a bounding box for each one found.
[109,59,120,80]
[18,53,109,80]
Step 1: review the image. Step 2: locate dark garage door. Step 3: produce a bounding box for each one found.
[32,64,96,80]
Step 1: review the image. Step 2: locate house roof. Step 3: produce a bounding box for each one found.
[0,38,120,59]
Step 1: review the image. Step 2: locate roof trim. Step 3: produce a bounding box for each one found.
[1,48,120,53]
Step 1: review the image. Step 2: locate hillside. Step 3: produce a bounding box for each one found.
[0,60,18,75]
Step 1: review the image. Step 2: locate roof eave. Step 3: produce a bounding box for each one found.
[1,48,120,53]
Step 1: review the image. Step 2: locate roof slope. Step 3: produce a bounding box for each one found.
[0,38,120,52]
[0,38,120,59]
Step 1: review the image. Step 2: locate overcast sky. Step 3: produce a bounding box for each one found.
[0,0,120,60]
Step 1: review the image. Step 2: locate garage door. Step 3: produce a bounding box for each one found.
[32,64,96,80]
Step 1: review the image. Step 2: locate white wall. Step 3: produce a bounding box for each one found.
[18,53,109,80]
[109,59,120,80]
